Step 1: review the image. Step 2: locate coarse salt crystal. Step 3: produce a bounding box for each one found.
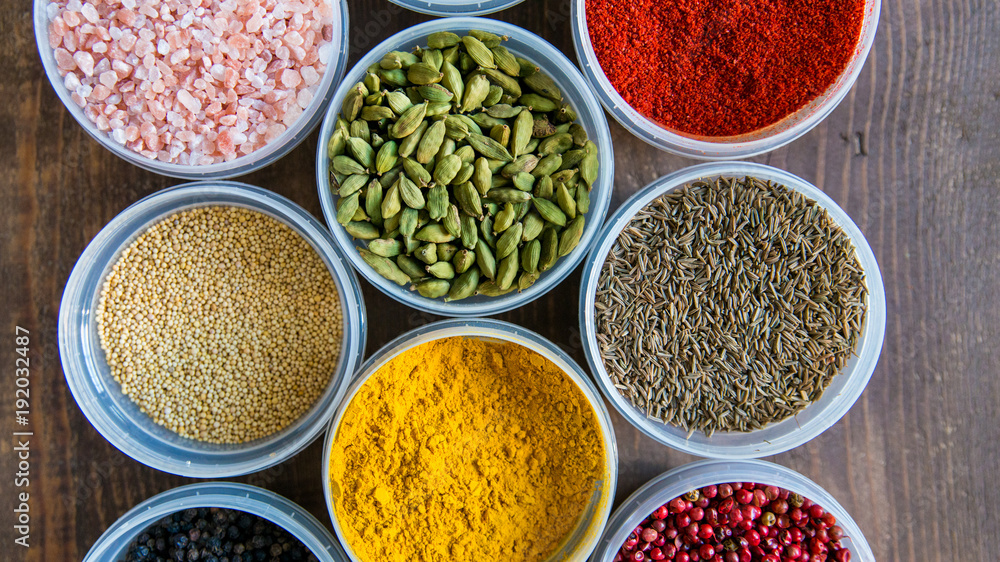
[157,39,170,55]
[64,72,81,90]
[300,65,319,86]
[296,88,312,108]
[100,70,119,88]
[73,51,95,76]
[280,68,301,88]
[177,89,203,113]
[81,4,99,23]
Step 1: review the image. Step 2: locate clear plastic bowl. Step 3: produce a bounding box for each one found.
[33,0,351,179]
[388,0,525,16]
[579,162,886,458]
[321,318,619,562]
[316,17,614,317]
[83,482,349,561]
[59,181,367,477]
[589,459,875,562]
[570,0,881,159]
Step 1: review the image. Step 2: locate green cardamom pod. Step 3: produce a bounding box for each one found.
[380,52,402,70]
[336,192,360,226]
[487,188,532,204]
[414,223,455,244]
[556,183,577,219]
[524,137,541,153]
[360,249,410,285]
[341,86,364,121]
[517,271,541,292]
[555,102,578,123]
[475,239,496,280]
[534,175,554,199]
[520,93,559,113]
[493,203,516,233]
[453,162,475,185]
[368,238,404,257]
[389,50,419,68]
[397,120,427,158]
[397,175,426,210]
[472,157,492,196]
[425,262,455,281]
[374,141,398,175]
[443,204,462,238]
[417,83,454,103]
[460,74,490,114]
[454,145,476,164]
[379,68,408,88]
[345,221,379,240]
[441,61,464,104]
[520,238,541,273]
[327,128,347,159]
[407,62,444,85]
[558,216,585,257]
[538,227,559,272]
[496,222,523,260]
[360,105,394,121]
[483,85,504,107]
[496,247,519,290]
[350,119,371,143]
[470,114,506,132]
[486,104,523,120]
[490,45,520,77]
[427,184,449,220]
[402,157,432,187]
[469,29,505,47]
[416,120,447,164]
[422,48,444,71]
[512,110,533,158]
[429,154,459,186]
[532,196,567,226]
[345,138,374,170]
[580,149,599,188]
[513,172,536,192]
[532,154,563,178]
[532,116,557,138]
[467,133,513,161]
[502,155,539,178]
[461,35,496,69]
[333,155,366,176]
[521,211,544,242]
[539,133,574,155]
[390,102,429,140]
[400,207,419,238]
[559,149,587,171]
[396,254,427,280]
[338,173,369,198]
[414,278,451,298]
[490,124,511,148]
[478,67,522,98]
[385,91,414,115]
[453,114,483,136]
[415,242,438,265]
[445,267,479,302]
[428,31,461,49]
[460,215,479,250]
[365,178,384,225]
[455,181,483,218]
[437,242,458,262]
[569,123,588,146]
[444,115,469,141]
[516,56,539,77]
[476,280,516,297]
[453,249,476,274]
[576,181,591,214]
[524,70,562,101]
[479,215,497,248]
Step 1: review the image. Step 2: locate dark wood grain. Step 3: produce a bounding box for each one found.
[2,0,999,559]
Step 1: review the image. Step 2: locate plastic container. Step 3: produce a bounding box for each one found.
[388,0,525,16]
[570,0,881,159]
[33,0,351,179]
[589,459,875,562]
[59,181,367,477]
[579,162,886,458]
[321,318,619,562]
[84,482,349,562]
[316,17,614,317]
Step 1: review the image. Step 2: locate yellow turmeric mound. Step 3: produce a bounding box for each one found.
[329,336,606,562]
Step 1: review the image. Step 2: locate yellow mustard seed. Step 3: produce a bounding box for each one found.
[96,206,344,444]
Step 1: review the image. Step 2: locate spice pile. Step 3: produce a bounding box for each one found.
[614,483,853,562]
[327,29,599,300]
[97,206,343,443]
[595,177,867,435]
[45,0,337,164]
[123,507,318,561]
[585,0,865,137]
[329,336,606,561]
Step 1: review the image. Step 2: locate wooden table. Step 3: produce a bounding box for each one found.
[2,0,997,559]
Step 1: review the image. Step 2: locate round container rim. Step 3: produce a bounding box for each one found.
[316,17,615,317]
[59,180,367,477]
[590,459,875,562]
[320,318,619,562]
[83,482,348,562]
[33,0,352,179]
[387,0,526,16]
[579,162,886,458]
[569,0,882,159]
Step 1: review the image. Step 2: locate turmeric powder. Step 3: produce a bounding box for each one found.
[328,336,607,562]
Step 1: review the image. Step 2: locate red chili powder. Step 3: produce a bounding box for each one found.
[586,0,866,137]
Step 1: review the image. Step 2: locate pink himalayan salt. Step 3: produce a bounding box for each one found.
[46,0,336,165]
